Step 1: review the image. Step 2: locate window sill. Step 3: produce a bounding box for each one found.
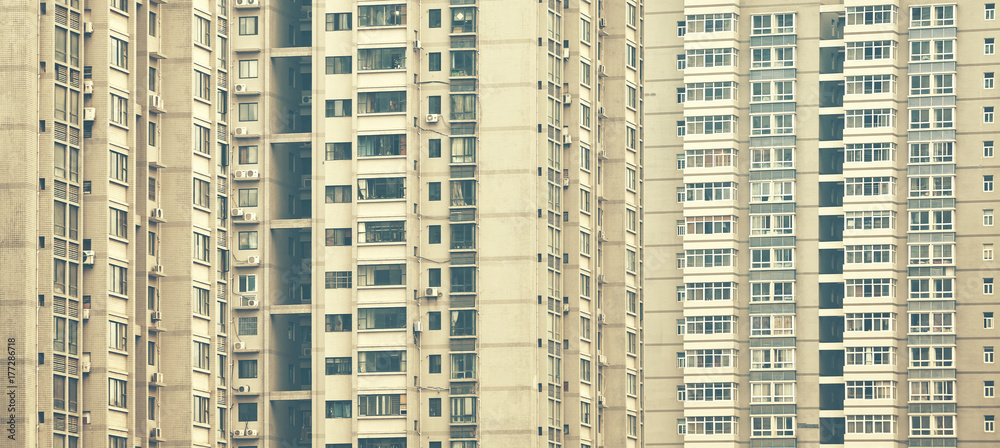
[358,328,406,333]
[357,371,407,376]
[357,198,406,203]
[357,112,407,117]
[194,96,212,106]
[357,155,406,159]
[358,25,407,30]
[357,241,406,246]
[109,235,129,244]
[110,178,129,188]
[358,68,406,74]
[356,285,406,290]
[194,42,213,52]
[194,259,213,268]
[110,121,130,132]
[193,312,211,321]
[193,150,212,160]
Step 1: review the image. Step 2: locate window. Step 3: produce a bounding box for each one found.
[910,415,954,436]
[990,3,997,20]
[987,175,995,192]
[845,279,896,300]
[325,99,352,117]
[325,357,351,375]
[910,39,955,61]
[686,416,736,435]
[685,316,736,335]
[356,221,405,244]
[109,37,130,71]
[109,265,128,295]
[236,230,258,250]
[359,4,406,27]
[357,264,405,287]
[111,0,127,12]
[989,107,996,123]
[108,207,128,239]
[358,350,406,373]
[237,102,258,122]
[751,315,794,336]
[846,74,895,95]
[847,5,897,25]
[846,108,895,128]
[429,9,441,27]
[358,134,406,157]
[324,185,351,204]
[846,40,896,61]
[750,180,794,202]
[752,13,795,34]
[357,91,406,114]
[987,312,996,329]
[987,346,996,363]
[987,244,996,261]
[358,394,407,417]
[987,381,996,398]
[845,346,895,366]
[686,13,736,33]
[910,5,954,27]
[194,341,210,369]
[324,56,352,75]
[846,380,895,400]
[238,274,257,293]
[988,415,996,433]
[324,314,351,332]
[357,178,405,200]
[194,233,210,262]
[358,48,405,71]
[110,94,128,126]
[908,176,954,198]
[752,416,795,437]
[752,46,795,68]
[845,177,895,196]
[909,379,955,401]
[238,402,257,421]
[846,142,894,163]
[908,312,953,333]
[326,400,352,418]
[357,308,406,330]
[194,287,210,316]
[989,38,997,55]
[238,359,258,378]
[192,15,212,46]
[326,13,351,31]
[684,48,737,68]
[908,142,953,164]
[324,271,352,289]
[109,378,127,408]
[237,316,257,335]
[751,113,795,135]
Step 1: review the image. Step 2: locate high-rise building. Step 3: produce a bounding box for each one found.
[647,1,1000,447]
[1,0,643,447]
[1,0,231,446]
[229,0,644,447]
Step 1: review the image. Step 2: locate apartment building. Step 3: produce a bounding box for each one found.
[0,0,231,446]
[647,1,1000,447]
[1,0,643,448]
[225,0,644,447]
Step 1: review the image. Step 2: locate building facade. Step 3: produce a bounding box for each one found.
[1,0,231,446]
[647,1,1000,448]
[229,0,644,447]
[1,0,642,448]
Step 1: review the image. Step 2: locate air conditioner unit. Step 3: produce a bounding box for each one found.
[598,230,607,241]
[413,321,423,333]
[597,394,606,406]
[234,170,246,179]
[231,208,245,217]
[235,0,257,5]
[246,170,259,179]
[83,107,96,121]
[246,256,260,265]
[244,213,257,221]
[563,303,570,314]
[598,107,607,117]
[82,309,90,320]
[150,428,162,439]
[426,114,440,123]
[233,429,245,437]
[598,313,607,325]
[598,274,606,283]
[301,177,312,189]
[151,208,164,220]
[151,311,162,322]
[83,22,94,34]
[563,134,572,145]
[82,80,94,94]
[413,39,422,51]
[562,48,570,59]
[599,149,608,159]
[149,94,162,109]
[151,373,164,384]
[234,341,247,350]
[425,287,441,298]
[563,177,570,187]
[81,360,91,373]
[81,413,91,424]
[563,94,572,104]
[598,65,607,77]
[301,93,312,105]
[82,250,95,265]
[237,385,251,393]
[247,299,259,307]
[599,354,609,365]
[151,265,164,275]
[234,127,249,136]
[305,10,313,19]
[599,18,607,28]
[235,84,247,92]
[246,429,259,437]
[301,345,311,356]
